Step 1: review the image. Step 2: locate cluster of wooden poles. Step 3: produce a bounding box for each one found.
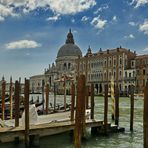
[72,74,135,148]
[1,78,21,121]
[1,74,148,148]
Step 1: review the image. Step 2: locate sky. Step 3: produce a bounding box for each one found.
[0,0,148,82]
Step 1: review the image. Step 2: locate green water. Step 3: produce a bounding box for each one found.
[0,96,143,148]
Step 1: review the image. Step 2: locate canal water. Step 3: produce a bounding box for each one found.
[0,95,143,148]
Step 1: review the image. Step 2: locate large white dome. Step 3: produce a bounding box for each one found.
[57,29,82,58]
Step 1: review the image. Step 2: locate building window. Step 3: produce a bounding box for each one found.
[119,71,122,78]
[133,71,135,77]
[114,72,116,79]
[120,58,122,65]
[64,63,67,70]
[114,59,116,66]
[131,61,134,67]
[143,80,145,87]
[125,72,127,77]
[129,73,131,77]
[143,69,145,75]
[68,63,71,69]
[104,60,107,67]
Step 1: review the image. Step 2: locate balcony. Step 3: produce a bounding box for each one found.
[124,77,136,81]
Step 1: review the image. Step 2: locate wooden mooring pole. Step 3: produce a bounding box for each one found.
[86,85,89,109]
[104,84,108,135]
[42,80,45,114]
[64,76,66,111]
[45,84,49,114]
[90,84,94,119]
[130,85,134,131]
[54,82,56,112]
[144,82,148,148]
[9,76,13,119]
[115,85,119,126]
[71,83,75,121]
[2,81,5,120]
[24,79,30,147]
[14,81,20,127]
[74,75,86,148]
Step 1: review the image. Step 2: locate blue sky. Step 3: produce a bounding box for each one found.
[0,0,148,82]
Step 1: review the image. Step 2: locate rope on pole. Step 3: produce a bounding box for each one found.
[111,76,115,120]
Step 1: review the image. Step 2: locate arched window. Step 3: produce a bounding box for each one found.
[63,63,67,70]
[68,63,71,69]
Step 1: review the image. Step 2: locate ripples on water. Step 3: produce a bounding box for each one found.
[0,95,143,148]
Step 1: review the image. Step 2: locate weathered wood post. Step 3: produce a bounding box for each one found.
[130,85,134,131]
[14,81,20,127]
[71,83,75,121]
[74,75,86,148]
[9,76,13,119]
[2,81,5,120]
[54,82,56,112]
[144,81,148,148]
[90,84,94,119]
[42,80,45,114]
[104,84,108,135]
[86,85,89,109]
[24,79,30,147]
[115,53,119,126]
[64,76,66,111]
[115,85,119,126]
[45,84,49,114]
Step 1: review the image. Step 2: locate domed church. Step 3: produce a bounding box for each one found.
[44,29,82,93]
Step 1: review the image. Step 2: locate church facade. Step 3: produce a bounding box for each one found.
[30,29,82,94]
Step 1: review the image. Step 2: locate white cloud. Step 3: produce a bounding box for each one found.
[48,0,96,15]
[124,34,135,39]
[81,16,89,22]
[0,3,18,19]
[130,0,148,8]
[129,21,137,26]
[0,16,4,21]
[5,40,41,50]
[143,47,148,51]
[139,20,148,35]
[1,0,96,15]
[112,16,117,22]
[94,4,109,14]
[46,14,60,21]
[91,16,107,29]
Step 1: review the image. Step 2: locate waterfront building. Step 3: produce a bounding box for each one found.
[136,55,148,93]
[123,59,136,95]
[77,47,136,95]
[30,74,45,93]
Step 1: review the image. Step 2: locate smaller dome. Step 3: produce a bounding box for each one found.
[57,44,82,58]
